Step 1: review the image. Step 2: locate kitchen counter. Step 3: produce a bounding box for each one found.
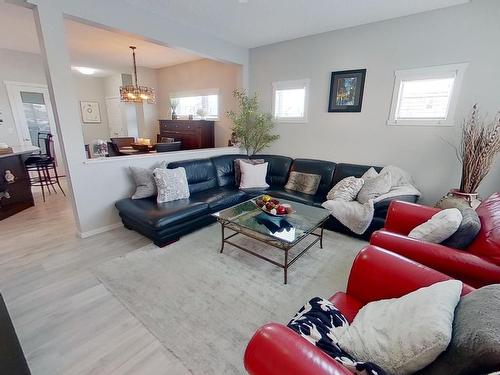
[0,145,39,159]
[0,145,38,220]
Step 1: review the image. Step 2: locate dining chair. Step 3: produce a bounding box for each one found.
[155,141,182,152]
[110,137,135,149]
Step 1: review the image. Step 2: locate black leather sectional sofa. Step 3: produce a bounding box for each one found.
[115,154,418,247]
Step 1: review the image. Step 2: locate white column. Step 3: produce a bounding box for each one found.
[33,3,86,232]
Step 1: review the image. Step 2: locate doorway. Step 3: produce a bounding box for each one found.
[5,81,65,174]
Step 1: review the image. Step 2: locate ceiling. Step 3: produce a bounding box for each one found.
[0,0,470,71]
[123,0,470,48]
[0,0,202,76]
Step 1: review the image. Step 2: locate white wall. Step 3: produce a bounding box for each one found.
[72,74,110,144]
[250,0,500,203]
[28,0,248,235]
[157,59,242,147]
[0,48,46,146]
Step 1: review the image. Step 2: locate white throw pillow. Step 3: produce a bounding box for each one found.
[326,176,364,201]
[356,172,391,204]
[361,167,379,180]
[333,280,463,375]
[153,167,190,203]
[409,208,462,243]
[239,162,269,189]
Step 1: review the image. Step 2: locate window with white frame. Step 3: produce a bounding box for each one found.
[272,79,309,123]
[170,90,219,120]
[388,63,468,126]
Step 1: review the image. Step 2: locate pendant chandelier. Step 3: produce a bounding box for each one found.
[120,46,156,104]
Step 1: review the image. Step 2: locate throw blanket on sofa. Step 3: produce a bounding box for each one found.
[322,166,421,235]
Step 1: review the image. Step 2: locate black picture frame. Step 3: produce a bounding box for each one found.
[328,69,366,113]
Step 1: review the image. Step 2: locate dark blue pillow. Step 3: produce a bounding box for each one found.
[441,207,481,249]
[287,297,386,375]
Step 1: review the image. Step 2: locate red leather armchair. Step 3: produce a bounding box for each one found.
[244,246,473,375]
[371,193,500,288]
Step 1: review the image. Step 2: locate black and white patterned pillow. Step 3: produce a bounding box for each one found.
[287,297,386,375]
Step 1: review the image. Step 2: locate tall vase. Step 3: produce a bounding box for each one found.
[436,189,481,209]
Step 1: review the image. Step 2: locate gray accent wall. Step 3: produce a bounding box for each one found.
[249,0,500,203]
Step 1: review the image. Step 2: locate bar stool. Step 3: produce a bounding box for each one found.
[25,132,65,202]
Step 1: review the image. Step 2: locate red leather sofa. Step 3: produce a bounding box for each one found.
[244,246,473,375]
[371,193,500,288]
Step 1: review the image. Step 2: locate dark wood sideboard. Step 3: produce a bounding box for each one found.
[159,120,214,150]
[0,151,35,221]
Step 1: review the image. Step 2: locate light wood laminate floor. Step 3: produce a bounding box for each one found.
[0,181,191,374]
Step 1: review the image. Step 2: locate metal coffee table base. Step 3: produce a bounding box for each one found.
[218,221,325,284]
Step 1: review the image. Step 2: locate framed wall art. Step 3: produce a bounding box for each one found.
[80,101,101,123]
[328,69,366,113]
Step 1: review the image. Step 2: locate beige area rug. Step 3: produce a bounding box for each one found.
[94,224,367,375]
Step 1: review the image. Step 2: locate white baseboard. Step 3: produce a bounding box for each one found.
[78,222,124,238]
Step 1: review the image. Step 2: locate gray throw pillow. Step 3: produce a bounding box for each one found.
[284,171,321,195]
[357,172,391,204]
[130,166,156,199]
[234,159,265,185]
[418,285,500,375]
[441,207,481,249]
[153,167,190,203]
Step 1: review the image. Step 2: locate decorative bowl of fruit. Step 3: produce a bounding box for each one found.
[255,195,294,216]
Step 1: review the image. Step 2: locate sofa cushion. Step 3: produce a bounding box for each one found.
[332,163,382,186]
[234,159,266,186]
[115,197,210,229]
[468,192,500,265]
[250,154,293,186]
[441,206,481,250]
[289,158,337,195]
[284,171,322,195]
[266,188,325,206]
[409,208,463,243]
[239,162,270,189]
[153,167,190,203]
[327,176,364,201]
[168,158,217,194]
[211,154,243,187]
[334,280,463,375]
[189,187,248,212]
[417,284,500,375]
[129,166,157,199]
[357,172,392,204]
[287,297,386,375]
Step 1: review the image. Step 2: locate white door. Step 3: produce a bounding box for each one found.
[5,82,65,174]
[106,96,126,137]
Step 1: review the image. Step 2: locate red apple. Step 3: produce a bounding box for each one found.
[270,199,280,205]
[265,202,275,211]
[276,206,287,215]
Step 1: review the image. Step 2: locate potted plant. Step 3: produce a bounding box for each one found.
[227,89,279,156]
[445,105,500,208]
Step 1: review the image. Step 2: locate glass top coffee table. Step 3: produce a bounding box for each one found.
[212,196,330,284]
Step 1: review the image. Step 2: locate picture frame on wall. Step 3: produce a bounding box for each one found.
[80,101,101,123]
[328,69,366,113]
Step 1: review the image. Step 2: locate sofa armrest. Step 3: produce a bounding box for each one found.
[244,323,351,375]
[346,246,473,304]
[384,200,440,234]
[370,231,500,288]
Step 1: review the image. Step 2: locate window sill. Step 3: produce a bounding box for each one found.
[387,120,453,127]
[275,118,308,124]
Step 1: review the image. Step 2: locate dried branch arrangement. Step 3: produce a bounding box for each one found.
[458,105,500,193]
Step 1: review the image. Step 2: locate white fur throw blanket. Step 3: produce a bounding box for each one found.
[322,166,421,235]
